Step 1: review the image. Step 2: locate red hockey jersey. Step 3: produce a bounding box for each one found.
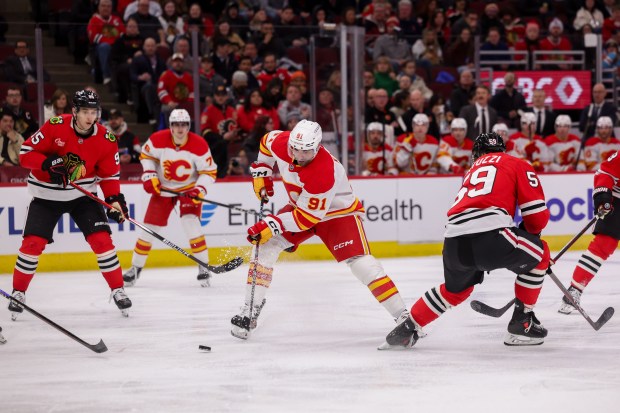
[594,151,620,196]
[157,70,194,104]
[445,152,549,237]
[19,114,121,201]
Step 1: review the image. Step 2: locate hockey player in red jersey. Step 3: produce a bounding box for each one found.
[559,150,620,314]
[381,132,552,349]
[8,90,132,319]
[230,120,410,340]
[123,109,218,287]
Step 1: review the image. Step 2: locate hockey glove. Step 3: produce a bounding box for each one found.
[593,187,614,218]
[250,162,274,202]
[247,215,283,245]
[518,220,541,238]
[105,193,129,224]
[142,171,161,195]
[185,185,206,204]
[41,155,69,187]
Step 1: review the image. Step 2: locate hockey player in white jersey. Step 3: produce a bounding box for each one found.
[231,120,410,340]
[436,118,472,174]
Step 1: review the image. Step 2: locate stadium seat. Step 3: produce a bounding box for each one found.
[0,44,13,63]
[315,48,339,68]
[48,0,73,12]
[286,47,308,65]
[429,82,455,101]
[25,82,57,102]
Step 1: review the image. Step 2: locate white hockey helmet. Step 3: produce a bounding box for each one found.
[169,108,191,125]
[555,114,572,127]
[367,122,384,133]
[492,122,508,134]
[597,116,613,128]
[450,117,467,132]
[412,113,429,125]
[289,119,322,153]
[521,112,536,124]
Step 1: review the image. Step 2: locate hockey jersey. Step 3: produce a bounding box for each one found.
[87,14,125,45]
[258,130,364,232]
[445,152,549,237]
[436,135,473,173]
[583,136,620,171]
[140,130,217,194]
[394,133,439,175]
[506,132,549,170]
[362,143,397,176]
[544,133,582,172]
[594,150,620,198]
[157,70,194,104]
[19,114,121,201]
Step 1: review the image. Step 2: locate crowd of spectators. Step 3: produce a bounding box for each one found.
[3,0,620,179]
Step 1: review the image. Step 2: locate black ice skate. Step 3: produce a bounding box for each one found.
[378,312,419,350]
[558,286,582,315]
[123,266,142,287]
[197,267,212,288]
[8,290,25,321]
[110,287,132,317]
[0,326,6,344]
[231,299,266,340]
[504,299,547,346]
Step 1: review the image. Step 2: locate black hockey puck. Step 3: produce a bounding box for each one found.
[198,345,211,352]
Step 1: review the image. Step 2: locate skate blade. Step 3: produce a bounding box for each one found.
[0,333,6,344]
[123,280,136,287]
[558,305,577,315]
[120,309,129,318]
[200,280,211,288]
[503,333,544,346]
[10,312,20,321]
[231,327,250,340]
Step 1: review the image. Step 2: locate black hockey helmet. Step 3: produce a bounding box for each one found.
[472,132,506,162]
[72,89,100,111]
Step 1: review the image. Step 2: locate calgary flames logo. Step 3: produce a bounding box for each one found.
[163,159,192,181]
[412,152,432,173]
[558,147,576,165]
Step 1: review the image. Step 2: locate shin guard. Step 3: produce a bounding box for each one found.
[13,235,47,292]
[87,232,123,290]
[571,234,618,290]
[411,284,473,327]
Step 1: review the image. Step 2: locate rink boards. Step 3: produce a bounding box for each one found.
[0,173,598,271]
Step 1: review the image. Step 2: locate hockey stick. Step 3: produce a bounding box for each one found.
[546,268,614,330]
[160,188,261,216]
[248,200,266,326]
[69,182,243,274]
[0,288,108,353]
[470,215,599,317]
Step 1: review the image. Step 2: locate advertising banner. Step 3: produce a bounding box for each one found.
[489,71,591,110]
[0,173,598,256]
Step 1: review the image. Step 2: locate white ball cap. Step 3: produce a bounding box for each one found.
[412,113,429,125]
[367,122,384,132]
[450,117,467,132]
[169,108,191,124]
[521,112,536,124]
[555,114,572,127]
[597,116,613,128]
[492,122,508,133]
[289,119,323,152]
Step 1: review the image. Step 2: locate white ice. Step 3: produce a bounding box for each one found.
[1,253,619,413]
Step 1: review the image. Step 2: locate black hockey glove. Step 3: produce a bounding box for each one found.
[593,187,613,219]
[105,193,128,224]
[518,220,541,238]
[41,155,69,187]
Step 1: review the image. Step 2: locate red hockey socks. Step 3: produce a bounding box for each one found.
[571,234,618,291]
[411,284,474,327]
[86,232,123,290]
[515,240,551,307]
[13,235,47,292]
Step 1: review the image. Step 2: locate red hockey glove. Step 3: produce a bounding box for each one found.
[593,187,614,219]
[250,162,274,202]
[185,185,206,204]
[450,164,464,174]
[142,171,161,195]
[41,155,69,187]
[518,220,541,238]
[105,193,128,224]
[247,215,283,245]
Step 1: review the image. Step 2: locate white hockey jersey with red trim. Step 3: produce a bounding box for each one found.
[506,132,549,170]
[257,130,364,232]
[545,133,582,172]
[394,133,439,175]
[436,135,473,173]
[140,130,217,195]
[362,143,397,175]
[583,136,620,171]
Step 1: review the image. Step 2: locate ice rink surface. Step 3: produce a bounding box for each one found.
[1,253,619,413]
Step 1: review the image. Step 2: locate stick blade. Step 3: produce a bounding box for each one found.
[470,299,514,318]
[209,256,244,274]
[594,307,615,331]
[89,339,108,353]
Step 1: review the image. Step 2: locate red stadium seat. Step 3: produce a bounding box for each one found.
[25,82,57,102]
[429,82,454,101]
[315,48,339,67]
[286,47,308,66]
[0,44,13,63]
[48,0,73,12]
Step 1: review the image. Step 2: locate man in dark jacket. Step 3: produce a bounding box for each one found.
[4,40,51,84]
[129,38,167,125]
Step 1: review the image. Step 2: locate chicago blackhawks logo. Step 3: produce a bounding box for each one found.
[105,131,117,142]
[49,116,64,125]
[173,83,189,100]
[163,159,192,181]
[63,152,87,181]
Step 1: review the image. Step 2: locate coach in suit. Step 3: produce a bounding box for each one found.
[524,89,556,137]
[129,38,167,124]
[579,83,617,138]
[459,85,498,140]
[3,40,50,84]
